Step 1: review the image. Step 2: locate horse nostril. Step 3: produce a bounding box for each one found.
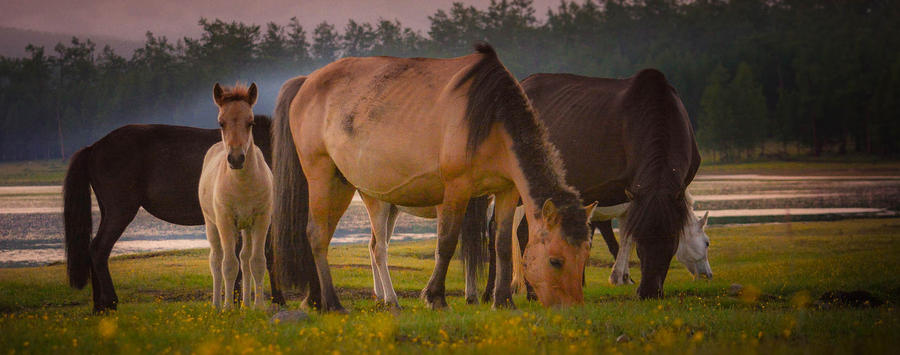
[227,153,245,168]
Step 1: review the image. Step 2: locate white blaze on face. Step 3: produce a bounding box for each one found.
[676,210,712,279]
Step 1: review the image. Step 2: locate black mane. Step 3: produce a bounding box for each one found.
[455,43,588,244]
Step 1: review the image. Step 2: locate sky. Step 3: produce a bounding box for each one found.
[1,0,564,41]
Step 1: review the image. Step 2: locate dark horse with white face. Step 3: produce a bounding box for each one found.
[63,115,297,312]
[475,70,701,300]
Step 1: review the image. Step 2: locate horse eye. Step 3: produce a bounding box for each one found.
[705,241,710,247]
[549,257,564,269]
[218,121,224,127]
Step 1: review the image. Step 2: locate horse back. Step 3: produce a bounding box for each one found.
[521,74,631,205]
[290,54,491,205]
[88,124,221,225]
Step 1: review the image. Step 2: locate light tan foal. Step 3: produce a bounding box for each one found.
[199,83,273,310]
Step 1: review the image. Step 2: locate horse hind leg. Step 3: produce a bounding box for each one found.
[89,202,139,313]
[368,232,385,303]
[305,162,356,313]
[360,195,400,310]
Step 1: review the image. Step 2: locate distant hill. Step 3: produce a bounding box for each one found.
[0,26,143,58]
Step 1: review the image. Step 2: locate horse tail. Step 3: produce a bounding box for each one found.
[510,206,527,294]
[271,76,319,296]
[622,69,690,244]
[64,146,93,289]
[460,196,490,281]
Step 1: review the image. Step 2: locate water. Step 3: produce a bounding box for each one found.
[1,174,898,267]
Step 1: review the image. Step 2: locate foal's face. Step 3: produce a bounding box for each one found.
[523,200,595,307]
[213,83,258,169]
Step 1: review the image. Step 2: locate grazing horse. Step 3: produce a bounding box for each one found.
[506,194,712,298]
[199,83,273,310]
[273,43,593,311]
[471,70,701,300]
[63,113,285,313]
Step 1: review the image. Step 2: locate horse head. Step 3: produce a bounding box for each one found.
[522,199,596,307]
[213,82,258,170]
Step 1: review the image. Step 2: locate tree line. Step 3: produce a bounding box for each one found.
[0,0,897,162]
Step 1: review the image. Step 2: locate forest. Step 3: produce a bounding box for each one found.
[0,0,897,162]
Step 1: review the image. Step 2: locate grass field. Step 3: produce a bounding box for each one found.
[1,218,898,353]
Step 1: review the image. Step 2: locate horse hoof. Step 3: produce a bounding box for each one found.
[421,289,448,310]
[609,270,631,286]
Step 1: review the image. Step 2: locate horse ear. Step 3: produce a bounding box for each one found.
[542,198,560,226]
[699,210,709,229]
[213,83,225,106]
[584,201,598,221]
[247,83,258,106]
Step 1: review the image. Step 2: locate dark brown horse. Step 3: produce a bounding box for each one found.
[475,69,701,300]
[63,115,292,312]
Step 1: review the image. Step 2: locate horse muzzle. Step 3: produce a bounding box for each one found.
[227,152,245,169]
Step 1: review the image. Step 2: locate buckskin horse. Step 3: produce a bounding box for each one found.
[273,43,594,311]
[199,83,274,310]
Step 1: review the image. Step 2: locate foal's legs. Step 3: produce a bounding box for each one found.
[206,220,224,309]
[360,195,401,309]
[305,163,356,312]
[217,219,240,310]
[249,218,270,309]
[239,230,253,308]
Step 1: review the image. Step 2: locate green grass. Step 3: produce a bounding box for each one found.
[1,219,898,353]
[698,157,900,176]
[0,159,67,186]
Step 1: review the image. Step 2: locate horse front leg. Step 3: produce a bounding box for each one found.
[218,219,240,311]
[249,217,270,309]
[609,225,635,285]
[421,187,469,310]
[205,220,224,309]
[491,188,519,309]
[239,230,253,308]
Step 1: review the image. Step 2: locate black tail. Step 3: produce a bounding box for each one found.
[64,146,93,289]
[460,196,490,279]
[271,76,321,302]
[622,69,690,242]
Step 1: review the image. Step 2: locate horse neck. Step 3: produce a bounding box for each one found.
[498,130,573,220]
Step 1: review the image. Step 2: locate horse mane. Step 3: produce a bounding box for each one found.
[220,83,253,103]
[455,42,588,244]
[622,69,690,243]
